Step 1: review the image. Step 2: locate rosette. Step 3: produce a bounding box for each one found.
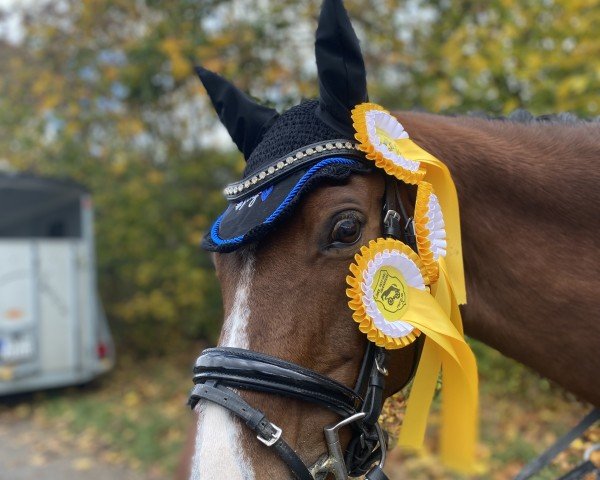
[346,238,429,349]
[351,103,426,185]
[414,181,447,283]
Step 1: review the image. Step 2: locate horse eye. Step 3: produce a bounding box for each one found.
[330,216,361,245]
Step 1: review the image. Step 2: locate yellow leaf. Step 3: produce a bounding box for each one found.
[160,37,192,80]
[123,391,140,408]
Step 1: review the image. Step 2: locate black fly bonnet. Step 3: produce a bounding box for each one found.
[199,0,371,252]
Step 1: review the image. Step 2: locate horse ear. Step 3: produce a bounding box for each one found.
[195,66,280,159]
[315,0,368,136]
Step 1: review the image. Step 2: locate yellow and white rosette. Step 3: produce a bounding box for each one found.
[414,180,464,334]
[352,102,467,305]
[349,102,477,472]
[414,181,446,283]
[346,238,426,349]
[351,103,426,185]
[346,238,478,472]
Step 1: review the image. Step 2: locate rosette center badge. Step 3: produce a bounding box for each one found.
[347,238,429,349]
[373,266,409,319]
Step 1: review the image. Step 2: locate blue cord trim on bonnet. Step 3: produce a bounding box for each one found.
[210,157,363,246]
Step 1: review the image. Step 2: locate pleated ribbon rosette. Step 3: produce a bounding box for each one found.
[351,103,426,185]
[351,103,466,305]
[347,239,425,349]
[415,181,446,283]
[346,239,478,472]
[349,103,478,473]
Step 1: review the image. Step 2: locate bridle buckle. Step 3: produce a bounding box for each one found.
[257,422,282,447]
[383,209,401,230]
[375,357,388,377]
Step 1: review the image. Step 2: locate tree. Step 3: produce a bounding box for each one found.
[1,0,597,354]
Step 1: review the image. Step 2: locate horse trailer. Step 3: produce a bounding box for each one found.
[0,173,115,395]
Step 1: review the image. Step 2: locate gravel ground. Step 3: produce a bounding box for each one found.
[0,415,152,480]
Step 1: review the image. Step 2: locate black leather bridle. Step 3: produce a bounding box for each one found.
[189,174,422,480]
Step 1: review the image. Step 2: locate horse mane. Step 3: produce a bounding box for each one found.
[465,108,600,124]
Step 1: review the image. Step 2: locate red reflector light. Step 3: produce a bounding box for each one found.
[97,342,108,359]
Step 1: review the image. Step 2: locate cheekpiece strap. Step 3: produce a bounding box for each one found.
[223,138,366,200]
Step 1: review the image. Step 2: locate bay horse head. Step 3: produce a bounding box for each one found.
[189,1,476,478]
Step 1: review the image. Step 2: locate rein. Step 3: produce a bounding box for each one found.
[515,409,600,480]
[189,175,421,480]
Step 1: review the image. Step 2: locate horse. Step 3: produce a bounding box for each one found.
[178,1,600,478]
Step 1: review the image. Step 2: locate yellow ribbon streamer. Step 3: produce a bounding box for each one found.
[396,138,467,305]
[398,287,478,473]
[435,257,464,334]
[397,337,440,450]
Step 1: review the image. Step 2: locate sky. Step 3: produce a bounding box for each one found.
[0,0,51,43]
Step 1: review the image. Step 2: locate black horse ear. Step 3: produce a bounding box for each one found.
[195,66,280,159]
[315,0,368,137]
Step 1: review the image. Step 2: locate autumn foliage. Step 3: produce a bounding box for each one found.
[0,0,598,355]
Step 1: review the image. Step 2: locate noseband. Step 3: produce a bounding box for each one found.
[189,176,421,479]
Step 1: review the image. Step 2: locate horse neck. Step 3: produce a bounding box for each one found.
[397,112,600,405]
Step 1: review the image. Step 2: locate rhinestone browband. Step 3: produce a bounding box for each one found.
[223,139,365,200]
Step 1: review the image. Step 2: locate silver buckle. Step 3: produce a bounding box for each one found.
[383,209,401,228]
[375,358,388,376]
[257,423,282,447]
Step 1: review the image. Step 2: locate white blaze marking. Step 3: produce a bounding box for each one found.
[191,254,255,480]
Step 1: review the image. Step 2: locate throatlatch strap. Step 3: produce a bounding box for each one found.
[190,381,313,480]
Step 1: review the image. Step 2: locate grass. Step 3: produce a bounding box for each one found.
[0,339,596,479]
[1,350,197,478]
